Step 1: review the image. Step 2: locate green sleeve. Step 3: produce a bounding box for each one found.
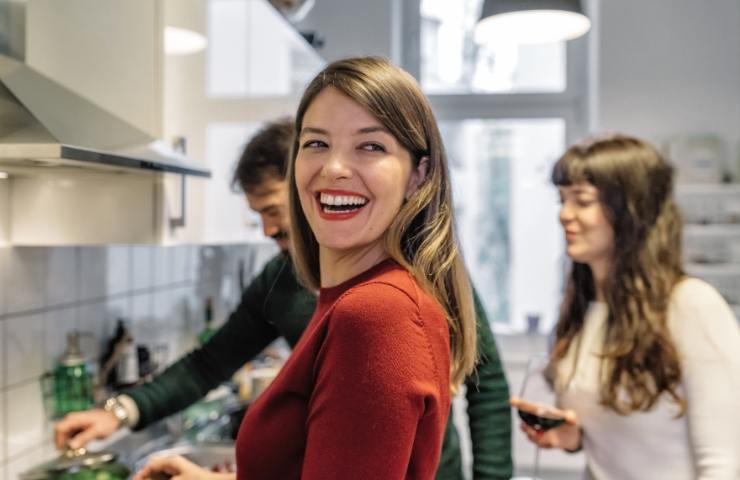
[465,289,512,479]
[123,255,287,430]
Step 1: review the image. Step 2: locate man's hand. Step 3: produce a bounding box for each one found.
[54,409,121,449]
[510,396,582,451]
[133,455,235,480]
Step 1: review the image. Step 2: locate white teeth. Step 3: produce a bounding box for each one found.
[319,193,367,207]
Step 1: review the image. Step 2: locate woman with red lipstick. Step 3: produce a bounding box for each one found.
[228,56,478,479]
[512,134,740,479]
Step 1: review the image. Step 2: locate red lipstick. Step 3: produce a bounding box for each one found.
[315,189,368,221]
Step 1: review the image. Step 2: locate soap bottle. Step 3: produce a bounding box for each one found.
[53,331,94,418]
[198,297,217,345]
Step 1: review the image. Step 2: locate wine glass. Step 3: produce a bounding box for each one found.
[512,353,564,480]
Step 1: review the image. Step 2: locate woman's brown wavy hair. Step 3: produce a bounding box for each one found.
[286,57,477,388]
[551,134,687,415]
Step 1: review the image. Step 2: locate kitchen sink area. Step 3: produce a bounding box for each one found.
[21,387,245,479]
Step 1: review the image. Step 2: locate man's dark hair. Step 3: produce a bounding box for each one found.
[232,117,295,193]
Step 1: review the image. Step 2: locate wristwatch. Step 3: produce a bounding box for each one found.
[103,397,132,428]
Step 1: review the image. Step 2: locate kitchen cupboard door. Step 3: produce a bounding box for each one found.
[20,0,324,246]
[160,0,325,245]
[8,169,160,245]
[0,177,9,245]
[26,0,164,139]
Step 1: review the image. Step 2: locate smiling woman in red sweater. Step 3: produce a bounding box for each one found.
[135,57,477,480]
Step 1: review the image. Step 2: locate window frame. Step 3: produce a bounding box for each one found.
[399,0,595,144]
[398,0,597,331]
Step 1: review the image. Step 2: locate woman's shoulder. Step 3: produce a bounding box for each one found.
[668,277,739,353]
[329,264,442,329]
[337,267,420,314]
[670,277,728,311]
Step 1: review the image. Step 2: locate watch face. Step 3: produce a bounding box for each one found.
[105,399,129,425]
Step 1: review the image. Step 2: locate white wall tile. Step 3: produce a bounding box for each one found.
[46,247,78,307]
[6,248,47,314]
[172,245,189,283]
[130,294,152,342]
[0,323,5,464]
[187,245,201,282]
[0,247,8,316]
[0,389,5,465]
[79,247,106,301]
[104,298,130,335]
[3,443,55,480]
[5,314,44,386]
[105,245,130,296]
[168,286,199,360]
[78,302,107,362]
[253,242,279,272]
[153,245,174,287]
[200,246,226,283]
[5,382,45,459]
[131,246,154,290]
[152,289,175,327]
[0,241,268,470]
[43,308,78,372]
[172,286,198,339]
[140,290,173,358]
[1,319,6,388]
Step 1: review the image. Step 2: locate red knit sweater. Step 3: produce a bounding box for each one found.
[235,259,451,479]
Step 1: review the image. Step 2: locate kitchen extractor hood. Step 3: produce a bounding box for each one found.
[0,53,210,178]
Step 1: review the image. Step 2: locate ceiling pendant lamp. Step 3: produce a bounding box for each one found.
[475,0,591,45]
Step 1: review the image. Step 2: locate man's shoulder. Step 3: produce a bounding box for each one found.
[262,251,290,270]
[242,252,294,296]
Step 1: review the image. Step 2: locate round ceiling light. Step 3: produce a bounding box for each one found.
[164,26,208,55]
[475,0,591,45]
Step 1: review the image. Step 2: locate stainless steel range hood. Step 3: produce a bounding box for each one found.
[0,53,210,177]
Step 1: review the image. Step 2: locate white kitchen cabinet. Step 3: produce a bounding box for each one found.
[19,0,323,245]
[0,167,210,246]
[0,177,9,244]
[26,0,165,139]
[677,184,740,318]
[161,0,324,244]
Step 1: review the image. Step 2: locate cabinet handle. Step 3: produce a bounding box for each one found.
[170,174,187,229]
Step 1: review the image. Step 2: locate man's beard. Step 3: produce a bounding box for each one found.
[272,230,289,253]
[271,231,288,241]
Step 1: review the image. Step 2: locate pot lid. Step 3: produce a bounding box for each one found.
[20,446,118,479]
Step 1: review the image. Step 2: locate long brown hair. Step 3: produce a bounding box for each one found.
[286,57,477,388]
[551,134,687,415]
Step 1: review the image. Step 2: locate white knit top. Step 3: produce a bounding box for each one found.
[556,278,740,480]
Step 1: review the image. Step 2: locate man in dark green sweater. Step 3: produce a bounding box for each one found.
[55,119,512,479]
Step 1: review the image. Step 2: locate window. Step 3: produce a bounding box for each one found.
[420,0,566,94]
[404,0,592,332]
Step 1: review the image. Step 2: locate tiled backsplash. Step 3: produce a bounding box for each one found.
[0,242,277,479]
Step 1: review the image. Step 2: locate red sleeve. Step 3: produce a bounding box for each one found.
[301,282,443,479]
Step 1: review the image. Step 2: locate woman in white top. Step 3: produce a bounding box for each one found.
[512,134,740,479]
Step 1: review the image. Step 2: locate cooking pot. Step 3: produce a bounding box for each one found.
[20,445,130,480]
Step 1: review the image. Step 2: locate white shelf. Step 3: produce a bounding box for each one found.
[676,183,740,196]
[686,263,740,276]
[684,224,740,237]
